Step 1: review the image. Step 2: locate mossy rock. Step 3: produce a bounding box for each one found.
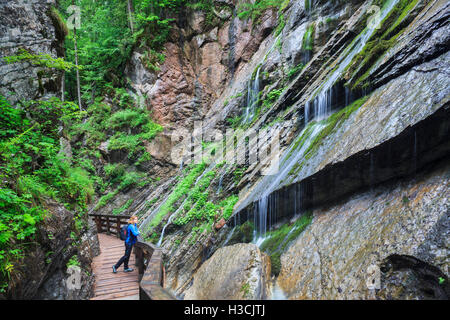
[227,221,255,245]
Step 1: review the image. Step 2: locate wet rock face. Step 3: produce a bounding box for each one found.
[277,165,449,300]
[0,0,63,104]
[378,254,450,300]
[184,243,271,300]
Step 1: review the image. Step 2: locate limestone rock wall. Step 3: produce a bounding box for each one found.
[184,243,271,300]
[0,0,63,104]
[277,164,449,300]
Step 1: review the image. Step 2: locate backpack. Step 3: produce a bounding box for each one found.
[119,224,128,241]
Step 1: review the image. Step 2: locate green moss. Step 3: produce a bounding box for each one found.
[259,212,313,276]
[382,0,420,39]
[228,221,255,245]
[48,6,68,39]
[347,0,421,89]
[303,95,369,160]
[275,13,286,36]
[270,252,281,276]
[112,199,134,215]
[302,23,315,52]
[147,162,207,231]
[304,0,311,11]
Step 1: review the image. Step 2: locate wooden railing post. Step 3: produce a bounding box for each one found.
[115,217,121,236]
[106,216,110,235]
[94,216,102,233]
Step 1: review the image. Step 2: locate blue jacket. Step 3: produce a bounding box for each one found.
[126,223,140,246]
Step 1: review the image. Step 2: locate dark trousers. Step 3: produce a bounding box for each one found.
[114,242,133,269]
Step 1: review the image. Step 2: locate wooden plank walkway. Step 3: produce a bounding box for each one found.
[91,233,140,300]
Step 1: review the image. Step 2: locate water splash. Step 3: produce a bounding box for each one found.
[157,212,176,247]
[270,282,287,300]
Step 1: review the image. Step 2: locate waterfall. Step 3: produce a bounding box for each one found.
[304,0,400,123]
[241,34,281,125]
[252,122,325,241]
[243,65,261,124]
[157,212,176,247]
[305,0,313,13]
[302,23,314,64]
[270,282,287,300]
[216,167,227,195]
[179,157,184,172]
[222,225,236,247]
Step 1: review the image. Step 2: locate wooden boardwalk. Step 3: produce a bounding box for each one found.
[91,233,140,300]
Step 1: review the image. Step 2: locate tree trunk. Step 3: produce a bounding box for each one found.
[61,70,65,101]
[127,0,135,33]
[73,26,82,110]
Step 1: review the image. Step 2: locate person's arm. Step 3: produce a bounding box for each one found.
[129,224,140,236]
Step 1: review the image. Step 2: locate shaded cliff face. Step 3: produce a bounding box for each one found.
[0,0,64,104]
[91,0,449,300]
[278,163,449,300]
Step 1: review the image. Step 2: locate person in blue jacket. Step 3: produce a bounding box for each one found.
[112,215,140,273]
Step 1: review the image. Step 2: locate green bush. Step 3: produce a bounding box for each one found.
[0,95,93,290]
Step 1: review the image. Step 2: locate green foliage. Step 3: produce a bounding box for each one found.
[262,88,283,111]
[148,162,208,231]
[287,63,304,79]
[108,109,149,129]
[232,165,247,184]
[95,190,119,210]
[0,95,94,290]
[186,0,217,26]
[113,199,134,215]
[67,255,81,268]
[237,0,286,22]
[226,115,243,129]
[2,48,78,71]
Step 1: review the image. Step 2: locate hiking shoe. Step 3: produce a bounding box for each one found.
[124,268,134,272]
[112,266,117,273]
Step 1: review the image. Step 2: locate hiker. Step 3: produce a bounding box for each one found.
[112,215,140,273]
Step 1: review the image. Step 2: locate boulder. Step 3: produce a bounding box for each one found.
[184,243,271,300]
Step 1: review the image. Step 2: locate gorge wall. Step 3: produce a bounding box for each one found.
[2,0,448,300]
[0,0,99,300]
[118,0,449,300]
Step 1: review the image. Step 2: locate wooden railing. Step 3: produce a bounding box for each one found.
[89,214,176,300]
[90,214,129,236]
